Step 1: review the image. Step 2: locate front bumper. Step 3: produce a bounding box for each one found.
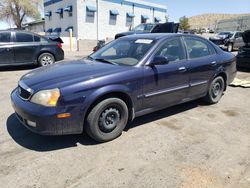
[11,88,83,135]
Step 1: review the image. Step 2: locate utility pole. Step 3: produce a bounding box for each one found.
[96,0,99,42]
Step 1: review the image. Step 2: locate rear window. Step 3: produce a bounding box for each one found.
[0,32,11,43]
[184,38,214,59]
[34,35,41,42]
[16,33,33,42]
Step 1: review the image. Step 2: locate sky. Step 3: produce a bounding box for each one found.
[148,0,250,22]
[0,0,250,29]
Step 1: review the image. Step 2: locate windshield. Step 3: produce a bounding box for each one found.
[132,24,155,32]
[89,38,156,66]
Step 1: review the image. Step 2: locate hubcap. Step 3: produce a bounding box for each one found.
[99,107,120,133]
[212,81,221,98]
[41,55,53,66]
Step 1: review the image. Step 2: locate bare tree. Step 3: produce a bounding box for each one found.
[0,0,41,29]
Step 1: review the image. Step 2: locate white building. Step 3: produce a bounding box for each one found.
[44,0,167,41]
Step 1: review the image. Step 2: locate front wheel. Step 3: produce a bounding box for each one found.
[85,98,129,142]
[204,76,225,104]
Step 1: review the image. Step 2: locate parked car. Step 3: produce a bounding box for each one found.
[115,22,179,39]
[209,31,244,52]
[237,30,250,68]
[11,34,236,142]
[0,30,64,67]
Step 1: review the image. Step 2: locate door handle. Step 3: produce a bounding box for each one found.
[210,61,217,66]
[6,48,11,51]
[178,67,187,72]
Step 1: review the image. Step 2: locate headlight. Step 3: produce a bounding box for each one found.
[30,88,60,107]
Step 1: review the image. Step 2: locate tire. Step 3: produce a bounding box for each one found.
[204,76,225,104]
[38,53,55,66]
[85,98,129,142]
[227,43,233,52]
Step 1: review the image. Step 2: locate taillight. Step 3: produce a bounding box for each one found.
[57,43,62,48]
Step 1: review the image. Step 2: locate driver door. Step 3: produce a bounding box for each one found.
[142,37,190,110]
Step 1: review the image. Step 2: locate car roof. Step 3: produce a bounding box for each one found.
[118,33,202,40]
[0,30,38,35]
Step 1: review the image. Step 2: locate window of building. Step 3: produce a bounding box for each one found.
[55,8,63,19]
[45,11,52,21]
[86,6,96,23]
[126,13,134,27]
[109,10,119,25]
[155,38,185,63]
[15,33,33,42]
[0,32,11,43]
[64,6,73,17]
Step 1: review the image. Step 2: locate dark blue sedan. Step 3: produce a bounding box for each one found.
[11,34,237,142]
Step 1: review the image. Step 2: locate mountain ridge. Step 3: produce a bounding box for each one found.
[189,13,250,29]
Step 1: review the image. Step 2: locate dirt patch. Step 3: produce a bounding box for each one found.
[207,114,216,119]
[222,110,239,117]
[0,165,15,176]
[180,166,223,188]
[157,119,183,130]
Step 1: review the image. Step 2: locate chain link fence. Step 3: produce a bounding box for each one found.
[216,16,250,32]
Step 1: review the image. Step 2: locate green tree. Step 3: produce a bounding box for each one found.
[0,0,41,29]
[179,16,190,31]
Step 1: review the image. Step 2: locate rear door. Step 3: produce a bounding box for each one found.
[0,31,14,65]
[183,36,218,99]
[13,32,40,64]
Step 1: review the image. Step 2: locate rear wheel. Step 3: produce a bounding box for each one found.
[85,98,129,142]
[204,76,225,104]
[38,53,55,66]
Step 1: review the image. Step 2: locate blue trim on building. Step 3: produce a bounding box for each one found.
[110,9,119,15]
[141,15,149,20]
[102,0,166,13]
[44,0,62,7]
[54,27,62,32]
[86,6,97,12]
[127,13,135,17]
[64,6,72,12]
[44,0,167,13]
[55,8,63,14]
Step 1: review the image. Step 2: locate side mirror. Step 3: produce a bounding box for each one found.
[149,56,169,66]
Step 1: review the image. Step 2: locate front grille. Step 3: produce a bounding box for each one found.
[18,85,31,100]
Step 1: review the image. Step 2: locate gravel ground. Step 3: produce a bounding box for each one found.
[0,53,250,188]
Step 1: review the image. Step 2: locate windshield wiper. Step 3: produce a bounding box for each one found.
[94,58,118,65]
[87,56,94,60]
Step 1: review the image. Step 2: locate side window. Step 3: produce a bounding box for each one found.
[0,32,11,43]
[184,38,211,59]
[235,32,242,38]
[16,33,33,42]
[34,35,41,42]
[155,38,185,63]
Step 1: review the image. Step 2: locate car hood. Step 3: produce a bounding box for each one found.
[20,59,131,90]
[242,30,250,44]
